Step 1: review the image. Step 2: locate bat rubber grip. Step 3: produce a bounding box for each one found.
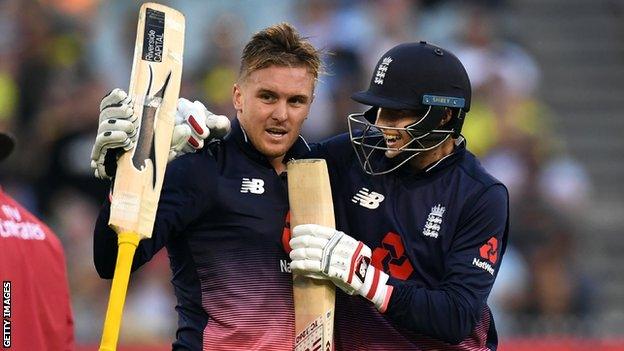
[99,231,141,351]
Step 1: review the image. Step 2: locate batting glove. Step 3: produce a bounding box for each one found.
[290,224,394,313]
[169,98,230,161]
[91,88,137,179]
[91,90,231,179]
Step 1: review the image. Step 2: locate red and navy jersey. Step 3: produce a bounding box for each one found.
[309,133,509,351]
[94,118,310,350]
[0,188,74,350]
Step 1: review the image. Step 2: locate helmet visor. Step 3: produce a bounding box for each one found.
[347,111,452,175]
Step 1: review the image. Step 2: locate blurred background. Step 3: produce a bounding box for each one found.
[0,0,623,349]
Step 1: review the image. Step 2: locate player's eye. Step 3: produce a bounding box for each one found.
[258,91,277,103]
[288,96,308,106]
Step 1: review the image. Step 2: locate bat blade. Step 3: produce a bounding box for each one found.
[287,159,336,351]
[99,3,185,350]
[108,2,185,240]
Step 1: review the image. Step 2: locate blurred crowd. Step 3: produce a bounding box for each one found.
[0,0,596,345]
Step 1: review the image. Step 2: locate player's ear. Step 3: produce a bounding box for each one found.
[232,84,243,112]
[440,108,453,126]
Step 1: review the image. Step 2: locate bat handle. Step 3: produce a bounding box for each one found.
[99,231,141,351]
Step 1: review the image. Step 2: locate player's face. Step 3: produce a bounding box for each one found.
[233,65,314,160]
[375,108,420,158]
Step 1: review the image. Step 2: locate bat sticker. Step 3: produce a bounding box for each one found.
[132,65,172,188]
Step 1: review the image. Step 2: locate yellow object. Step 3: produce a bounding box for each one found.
[99,231,140,351]
[461,101,498,156]
[0,72,18,121]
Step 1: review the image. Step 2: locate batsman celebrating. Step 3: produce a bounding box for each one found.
[92,23,322,350]
[289,42,510,350]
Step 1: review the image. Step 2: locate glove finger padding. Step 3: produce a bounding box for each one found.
[292,223,336,240]
[98,119,136,136]
[100,88,136,123]
[100,88,129,111]
[189,101,210,138]
[175,98,209,151]
[169,124,192,162]
[289,235,328,250]
[204,113,231,138]
[91,130,133,161]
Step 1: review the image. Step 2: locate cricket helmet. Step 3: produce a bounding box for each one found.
[348,41,471,175]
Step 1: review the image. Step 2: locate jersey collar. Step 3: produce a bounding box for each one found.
[397,136,467,178]
[230,118,311,169]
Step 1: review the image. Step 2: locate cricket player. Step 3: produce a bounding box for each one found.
[289,42,509,350]
[91,23,321,350]
[0,132,75,350]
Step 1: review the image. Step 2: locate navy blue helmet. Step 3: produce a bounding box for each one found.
[348,41,472,175]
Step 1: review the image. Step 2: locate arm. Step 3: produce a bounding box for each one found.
[385,184,509,343]
[291,184,509,344]
[93,153,217,278]
[92,89,226,277]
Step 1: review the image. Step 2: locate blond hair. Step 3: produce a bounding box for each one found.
[239,22,323,82]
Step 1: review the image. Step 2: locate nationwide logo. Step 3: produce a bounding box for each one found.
[422,204,445,238]
[371,231,413,280]
[479,237,498,264]
[351,188,385,209]
[240,178,265,194]
[472,236,499,275]
[374,57,393,85]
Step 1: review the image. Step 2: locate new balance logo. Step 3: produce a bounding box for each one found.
[351,188,385,209]
[240,178,265,194]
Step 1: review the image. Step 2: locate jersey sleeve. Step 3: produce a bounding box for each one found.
[93,153,217,279]
[384,184,509,344]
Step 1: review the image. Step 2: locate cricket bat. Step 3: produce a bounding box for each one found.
[287,159,336,351]
[98,3,185,351]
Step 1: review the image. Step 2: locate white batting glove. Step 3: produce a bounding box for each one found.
[290,224,394,312]
[91,88,137,179]
[169,98,230,161]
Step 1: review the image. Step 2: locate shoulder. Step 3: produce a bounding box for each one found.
[165,145,219,189]
[457,149,506,190]
[308,132,353,160]
[451,150,509,216]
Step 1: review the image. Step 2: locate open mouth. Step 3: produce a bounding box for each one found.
[266,127,288,139]
[383,133,402,148]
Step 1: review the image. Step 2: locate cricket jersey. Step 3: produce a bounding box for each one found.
[94,118,309,350]
[0,188,74,350]
[309,134,509,351]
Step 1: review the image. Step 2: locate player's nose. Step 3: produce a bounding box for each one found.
[271,101,288,122]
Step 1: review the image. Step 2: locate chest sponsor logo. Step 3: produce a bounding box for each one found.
[371,231,413,280]
[351,188,385,209]
[240,178,265,194]
[280,259,291,273]
[472,236,499,276]
[0,205,45,241]
[422,204,445,238]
